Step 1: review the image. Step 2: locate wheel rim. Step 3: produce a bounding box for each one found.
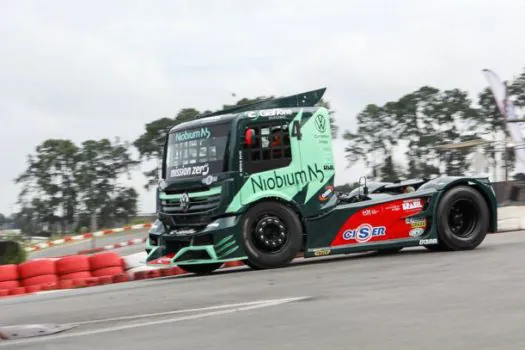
[252,214,288,253]
[447,198,478,239]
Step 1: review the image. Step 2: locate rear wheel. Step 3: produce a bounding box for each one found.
[241,201,302,269]
[430,185,489,251]
[178,262,223,275]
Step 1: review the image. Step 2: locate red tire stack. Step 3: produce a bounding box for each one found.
[55,255,92,284]
[18,259,58,293]
[0,264,20,291]
[89,252,125,280]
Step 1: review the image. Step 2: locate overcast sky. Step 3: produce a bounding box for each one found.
[1,0,524,216]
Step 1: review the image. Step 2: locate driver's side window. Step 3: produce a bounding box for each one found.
[242,121,292,174]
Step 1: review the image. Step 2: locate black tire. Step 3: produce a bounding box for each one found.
[433,185,489,251]
[241,201,303,269]
[242,259,263,270]
[178,262,223,275]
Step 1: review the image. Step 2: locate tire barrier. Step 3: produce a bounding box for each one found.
[24,222,153,253]
[0,250,247,299]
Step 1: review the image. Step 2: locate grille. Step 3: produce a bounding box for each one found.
[160,193,221,227]
[161,194,221,214]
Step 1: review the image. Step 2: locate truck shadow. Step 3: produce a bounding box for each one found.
[159,245,494,280]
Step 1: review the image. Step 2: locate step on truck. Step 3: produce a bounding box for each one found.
[145,88,498,274]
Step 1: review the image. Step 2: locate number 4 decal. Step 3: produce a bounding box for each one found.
[291,120,302,140]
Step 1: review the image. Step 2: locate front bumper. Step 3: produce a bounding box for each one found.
[145,215,247,267]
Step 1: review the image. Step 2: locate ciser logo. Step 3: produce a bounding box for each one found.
[174,127,211,142]
[342,224,386,243]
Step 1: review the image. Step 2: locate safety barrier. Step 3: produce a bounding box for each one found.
[24,223,153,253]
[77,237,147,255]
[0,251,245,299]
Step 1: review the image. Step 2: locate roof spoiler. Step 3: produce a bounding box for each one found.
[197,87,327,119]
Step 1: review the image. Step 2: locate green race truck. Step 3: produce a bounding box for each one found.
[146,88,498,274]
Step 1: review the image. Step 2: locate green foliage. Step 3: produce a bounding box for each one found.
[0,240,27,265]
[133,108,201,190]
[15,138,139,235]
[343,67,525,180]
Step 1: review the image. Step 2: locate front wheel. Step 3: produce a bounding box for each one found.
[241,201,303,270]
[433,185,489,251]
[178,262,223,275]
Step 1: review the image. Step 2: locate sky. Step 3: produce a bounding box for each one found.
[1,0,525,216]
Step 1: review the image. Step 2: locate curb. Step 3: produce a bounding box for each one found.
[24,223,153,253]
[77,237,147,255]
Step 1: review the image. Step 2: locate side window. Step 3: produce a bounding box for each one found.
[242,121,293,174]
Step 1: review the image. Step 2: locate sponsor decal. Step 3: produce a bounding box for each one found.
[402,199,423,211]
[170,163,210,178]
[419,238,437,245]
[201,174,218,186]
[385,204,401,212]
[250,164,325,192]
[342,223,387,243]
[409,228,425,237]
[174,127,211,142]
[239,150,243,173]
[405,217,427,228]
[170,228,196,236]
[362,208,381,217]
[319,185,334,202]
[247,108,293,118]
[324,164,335,171]
[259,108,293,117]
[313,248,331,256]
[314,114,327,133]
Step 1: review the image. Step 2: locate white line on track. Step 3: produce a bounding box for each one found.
[0,296,309,347]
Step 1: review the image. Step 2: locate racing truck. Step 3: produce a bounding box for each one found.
[146,87,498,274]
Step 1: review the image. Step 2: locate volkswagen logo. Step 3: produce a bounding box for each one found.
[180,193,190,212]
[314,114,327,133]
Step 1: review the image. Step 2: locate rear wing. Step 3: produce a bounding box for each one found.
[197,87,327,119]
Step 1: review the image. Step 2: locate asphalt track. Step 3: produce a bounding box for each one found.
[4,230,525,349]
[28,229,149,259]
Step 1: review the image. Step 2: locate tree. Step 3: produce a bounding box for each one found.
[133,108,201,189]
[75,138,139,231]
[0,213,5,226]
[344,86,483,180]
[14,139,79,233]
[342,101,403,178]
[380,152,402,182]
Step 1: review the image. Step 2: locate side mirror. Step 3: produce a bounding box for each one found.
[244,128,256,147]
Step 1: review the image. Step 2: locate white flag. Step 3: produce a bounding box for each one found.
[483,69,525,174]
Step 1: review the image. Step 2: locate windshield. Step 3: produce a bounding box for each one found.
[165,123,230,179]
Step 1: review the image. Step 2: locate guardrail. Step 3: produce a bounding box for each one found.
[23,223,153,253]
